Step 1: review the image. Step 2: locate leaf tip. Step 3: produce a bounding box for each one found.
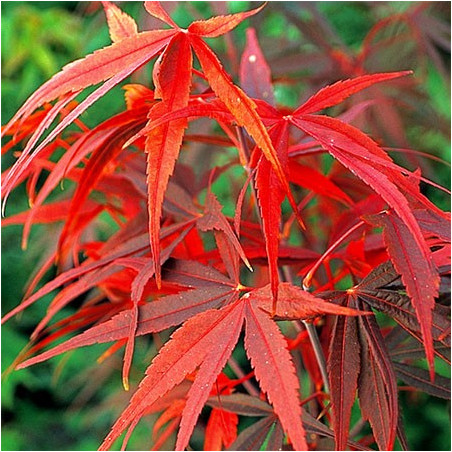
[122,376,130,391]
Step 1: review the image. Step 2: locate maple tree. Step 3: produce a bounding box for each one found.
[1,2,450,451]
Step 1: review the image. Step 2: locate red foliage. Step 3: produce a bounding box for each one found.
[2,2,450,451]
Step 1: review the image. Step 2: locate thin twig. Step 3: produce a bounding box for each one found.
[301,320,330,393]
[282,266,330,393]
[228,356,260,397]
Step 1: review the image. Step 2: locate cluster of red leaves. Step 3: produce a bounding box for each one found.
[2,2,450,451]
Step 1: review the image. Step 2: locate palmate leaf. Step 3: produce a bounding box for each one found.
[145,31,192,287]
[2,28,177,201]
[365,211,440,374]
[328,296,361,451]
[3,2,280,292]
[94,279,363,450]
[99,301,245,450]
[17,260,239,369]
[254,122,289,305]
[291,114,440,370]
[102,1,138,43]
[243,299,307,451]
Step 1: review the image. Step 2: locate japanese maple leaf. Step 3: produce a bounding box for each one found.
[97,281,365,450]
[236,30,414,308]
[322,260,451,450]
[2,1,298,291]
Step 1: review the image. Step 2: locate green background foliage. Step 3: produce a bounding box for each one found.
[1,2,450,450]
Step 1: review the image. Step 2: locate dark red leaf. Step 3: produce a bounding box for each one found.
[328,296,361,451]
[365,211,439,375]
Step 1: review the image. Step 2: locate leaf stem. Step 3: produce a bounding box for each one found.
[228,356,260,397]
[302,320,330,394]
[303,219,366,289]
[281,266,330,394]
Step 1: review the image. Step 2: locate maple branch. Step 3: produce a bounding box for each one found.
[281,266,330,394]
[303,219,366,289]
[303,320,330,394]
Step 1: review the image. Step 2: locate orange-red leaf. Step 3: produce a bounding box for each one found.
[99,303,244,450]
[144,1,178,28]
[102,1,138,43]
[188,4,265,38]
[244,299,307,450]
[190,35,300,220]
[294,71,411,115]
[146,32,192,287]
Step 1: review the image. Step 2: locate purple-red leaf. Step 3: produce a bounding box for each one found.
[328,295,361,451]
[365,211,439,375]
[239,27,275,104]
[357,300,398,451]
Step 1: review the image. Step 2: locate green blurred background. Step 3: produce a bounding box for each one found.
[1,2,450,450]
